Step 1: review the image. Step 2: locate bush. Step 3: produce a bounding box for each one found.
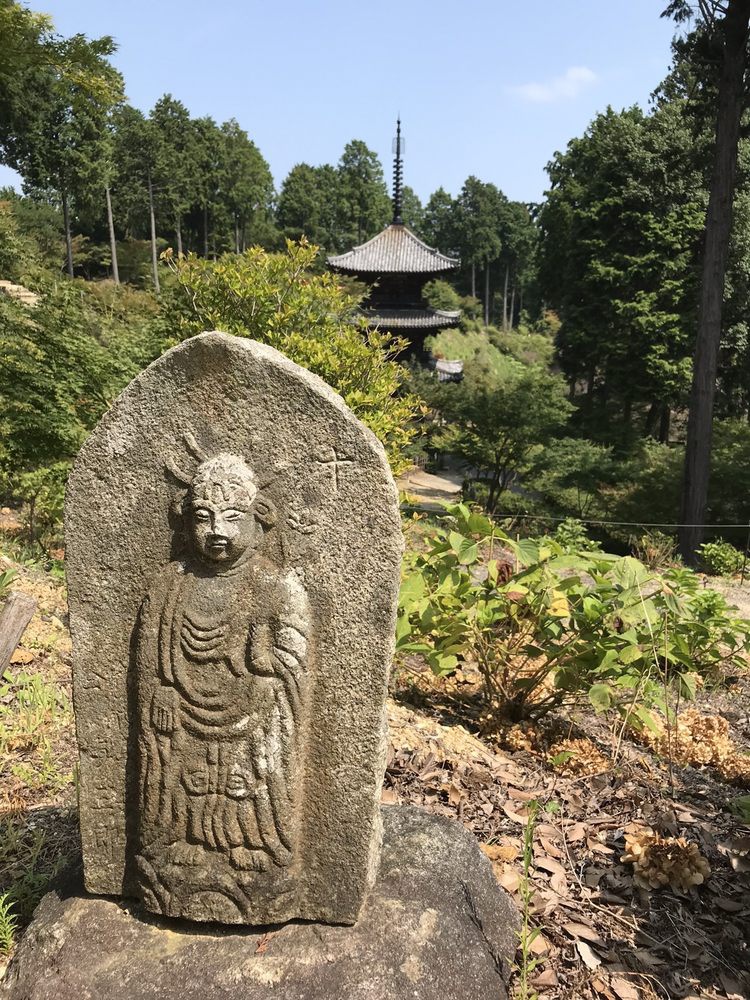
[165,241,418,474]
[633,530,679,570]
[698,539,744,576]
[422,279,461,312]
[397,504,750,725]
[424,327,524,380]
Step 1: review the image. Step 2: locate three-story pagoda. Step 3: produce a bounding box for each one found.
[328,120,461,355]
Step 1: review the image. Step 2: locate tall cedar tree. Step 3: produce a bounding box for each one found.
[665,0,750,560]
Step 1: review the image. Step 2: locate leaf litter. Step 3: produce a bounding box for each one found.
[387,668,750,1000]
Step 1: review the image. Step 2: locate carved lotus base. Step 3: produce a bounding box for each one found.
[135,845,297,924]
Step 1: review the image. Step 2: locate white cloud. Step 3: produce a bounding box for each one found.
[510,66,598,104]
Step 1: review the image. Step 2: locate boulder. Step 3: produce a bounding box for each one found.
[2,807,518,1000]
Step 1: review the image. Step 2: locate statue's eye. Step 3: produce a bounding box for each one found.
[194,509,211,521]
[223,509,243,522]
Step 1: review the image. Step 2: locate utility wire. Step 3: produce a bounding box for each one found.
[493,512,750,530]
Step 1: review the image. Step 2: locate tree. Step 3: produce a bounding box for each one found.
[664,0,750,560]
[165,241,418,473]
[499,201,537,329]
[111,105,161,290]
[190,116,223,257]
[455,177,507,322]
[0,2,122,277]
[538,104,703,437]
[0,0,120,102]
[337,140,390,245]
[150,94,196,256]
[277,162,341,250]
[219,118,274,253]
[422,187,458,254]
[437,366,572,512]
[400,185,424,234]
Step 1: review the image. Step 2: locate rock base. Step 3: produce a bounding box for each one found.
[2,807,518,1000]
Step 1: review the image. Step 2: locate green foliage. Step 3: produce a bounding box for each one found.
[425,327,524,381]
[489,325,555,369]
[336,139,390,246]
[0,568,16,601]
[539,102,703,434]
[422,279,461,312]
[397,504,750,724]
[515,800,542,1000]
[530,437,617,520]
[432,368,572,512]
[632,530,679,570]
[0,891,17,956]
[698,539,744,576]
[551,517,601,553]
[166,240,418,473]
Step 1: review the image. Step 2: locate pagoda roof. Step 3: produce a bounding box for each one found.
[328,224,459,275]
[363,307,461,330]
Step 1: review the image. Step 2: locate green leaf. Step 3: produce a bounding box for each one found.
[588,683,612,711]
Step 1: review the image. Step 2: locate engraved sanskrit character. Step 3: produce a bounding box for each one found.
[133,448,310,919]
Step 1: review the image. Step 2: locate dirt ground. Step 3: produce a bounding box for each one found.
[1,541,750,998]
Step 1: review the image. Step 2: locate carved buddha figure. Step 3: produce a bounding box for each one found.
[133,449,310,918]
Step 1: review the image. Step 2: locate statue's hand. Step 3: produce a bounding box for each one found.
[151,686,179,734]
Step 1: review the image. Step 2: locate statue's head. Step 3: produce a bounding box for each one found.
[187,453,271,564]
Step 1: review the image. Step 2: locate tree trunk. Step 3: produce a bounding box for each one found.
[503,263,509,331]
[679,0,750,562]
[510,278,517,330]
[235,215,240,254]
[147,168,160,294]
[203,205,209,257]
[659,404,671,444]
[471,262,476,299]
[105,186,119,284]
[484,259,490,326]
[61,188,73,278]
[176,217,183,257]
[644,401,659,438]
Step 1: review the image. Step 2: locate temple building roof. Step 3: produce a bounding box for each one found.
[363,307,461,330]
[328,224,459,275]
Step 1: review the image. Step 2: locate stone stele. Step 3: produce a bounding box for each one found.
[65,332,403,926]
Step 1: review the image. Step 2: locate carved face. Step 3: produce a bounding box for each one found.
[187,453,262,564]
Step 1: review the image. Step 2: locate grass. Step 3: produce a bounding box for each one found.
[0,548,77,962]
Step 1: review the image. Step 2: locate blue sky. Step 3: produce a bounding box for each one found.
[1,1,680,204]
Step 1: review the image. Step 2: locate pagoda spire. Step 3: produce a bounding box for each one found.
[392,117,403,225]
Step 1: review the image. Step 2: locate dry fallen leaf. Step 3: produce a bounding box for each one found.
[497,869,521,893]
[576,940,602,969]
[529,931,550,956]
[610,976,640,1000]
[481,842,518,863]
[531,968,559,988]
[563,921,603,944]
[9,648,34,665]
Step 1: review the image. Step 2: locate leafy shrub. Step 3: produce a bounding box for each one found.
[552,518,600,553]
[432,368,572,512]
[632,530,679,570]
[397,504,750,725]
[424,327,524,381]
[422,279,461,312]
[166,240,418,474]
[698,539,744,577]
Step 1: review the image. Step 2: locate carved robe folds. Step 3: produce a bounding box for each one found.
[134,554,310,923]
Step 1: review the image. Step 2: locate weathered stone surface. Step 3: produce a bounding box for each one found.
[65,332,402,925]
[2,807,517,1000]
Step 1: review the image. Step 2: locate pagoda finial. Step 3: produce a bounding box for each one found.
[392,117,404,225]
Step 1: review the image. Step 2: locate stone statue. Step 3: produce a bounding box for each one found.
[133,440,310,922]
[68,333,403,926]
